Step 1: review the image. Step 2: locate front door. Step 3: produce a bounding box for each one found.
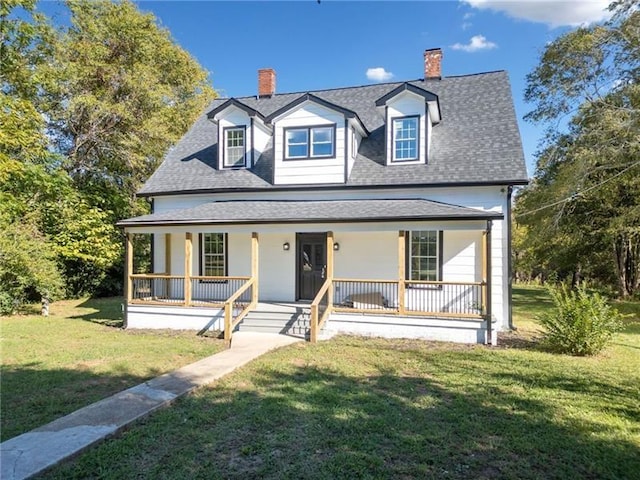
[297,233,327,300]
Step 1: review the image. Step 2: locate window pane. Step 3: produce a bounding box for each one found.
[286,129,308,158]
[312,142,333,156]
[225,129,244,167]
[311,127,333,157]
[393,117,418,161]
[288,144,308,158]
[312,127,332,143]
[410,230,438,281]
[286,129,308,144]
[203,233,225,276]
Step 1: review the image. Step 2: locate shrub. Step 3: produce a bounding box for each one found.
[0,290,15,316]
[538,285,623,356]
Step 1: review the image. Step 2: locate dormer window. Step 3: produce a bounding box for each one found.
[223,127,246,168]
[284,125,335,160]
[392,116,419,162]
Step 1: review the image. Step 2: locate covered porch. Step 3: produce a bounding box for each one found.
[119,199,501,345]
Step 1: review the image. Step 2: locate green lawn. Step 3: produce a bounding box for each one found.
[35,286,640,479]
[1,297,224,441]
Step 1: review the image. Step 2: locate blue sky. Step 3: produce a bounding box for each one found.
[40,0,612,176]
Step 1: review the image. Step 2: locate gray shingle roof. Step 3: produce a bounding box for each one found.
[118,199,501,226]
[138,71,527,196]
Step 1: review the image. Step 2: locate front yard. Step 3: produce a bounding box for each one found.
[26,286,640,479]
[0,298,224,442]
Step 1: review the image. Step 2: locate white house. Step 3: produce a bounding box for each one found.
[118,48,528,346]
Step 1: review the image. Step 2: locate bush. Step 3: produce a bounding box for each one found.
[538,285,623,356]
[0,290,15,316]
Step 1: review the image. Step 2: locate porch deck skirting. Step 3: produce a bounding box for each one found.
[125,303,495,344]
[324,312,492,344]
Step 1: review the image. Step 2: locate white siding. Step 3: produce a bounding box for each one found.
[273,102,346,185]
[385,91,427,166]
[347,127,362,177]
[333,231,398,279]
[142,185,510,330]
[442,231,481,282]
[253,120,271,164]
[217,107,251,169]
[258,233,296,301]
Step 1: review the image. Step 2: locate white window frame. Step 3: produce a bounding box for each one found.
[223,127,246,168]
[392,116,419,162]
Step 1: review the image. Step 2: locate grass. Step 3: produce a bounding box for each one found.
[33,286,640,479]
[1,297,224,442]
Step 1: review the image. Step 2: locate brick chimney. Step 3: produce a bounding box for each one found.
[424,48,442,80]
[258,68,276,98]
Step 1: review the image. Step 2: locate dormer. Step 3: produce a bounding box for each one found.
[207,99,270,170]
[265,93,368,185]
[375,83,440,166]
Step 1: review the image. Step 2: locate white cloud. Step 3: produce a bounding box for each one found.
[451,35,497,52]
[463,0,611,28]
[366,67,394,82]
[462,21,472,30]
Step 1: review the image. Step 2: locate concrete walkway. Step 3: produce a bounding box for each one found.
[1,332,301,480]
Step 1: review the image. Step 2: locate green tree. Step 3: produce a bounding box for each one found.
[0,0,215,302]
[518,1,640,297]
[50,0,215,221]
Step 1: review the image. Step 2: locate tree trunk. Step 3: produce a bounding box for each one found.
[613,233,640,298]
[571,263,582,289]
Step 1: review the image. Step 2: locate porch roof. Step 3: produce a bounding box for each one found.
[118,199,501,227]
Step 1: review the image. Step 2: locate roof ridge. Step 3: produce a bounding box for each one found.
[211,70,508,102]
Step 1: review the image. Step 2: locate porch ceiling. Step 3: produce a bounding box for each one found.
[117,199,502,227]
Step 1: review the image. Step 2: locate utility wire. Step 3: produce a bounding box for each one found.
[516,159,640,218]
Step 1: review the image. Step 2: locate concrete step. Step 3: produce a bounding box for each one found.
[242,311,310,322]
[236,323,308,338]
[234,303,325,340]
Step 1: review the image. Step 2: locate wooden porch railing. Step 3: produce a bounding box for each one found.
[130,273,258,347]
[223,277,257,348]
[310,278,333,343]
[310,278,486,343]
[130,274,252,307]
[130,273,185,305]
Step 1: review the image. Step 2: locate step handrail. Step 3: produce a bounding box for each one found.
[310,278,332,343]
[223,277,257,347]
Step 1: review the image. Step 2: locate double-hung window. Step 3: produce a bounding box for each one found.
[393,116,419,162]
[224,127,246,168]
[285,125,335,159]
[200,233,227,277]
[408,230,442,281]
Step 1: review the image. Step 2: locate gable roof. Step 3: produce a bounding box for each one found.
[207,98,266,121]
[264,93,368,133]
[374,82,441,122]
[138,70,528,197]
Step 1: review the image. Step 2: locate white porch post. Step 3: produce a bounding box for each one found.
[398,230,406,315]
[251,232,259,305]
[484,221,493,345]
[125,232,133,304]
[184,232,193,306]
[326,231,334,305]
[123,232,133,329]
